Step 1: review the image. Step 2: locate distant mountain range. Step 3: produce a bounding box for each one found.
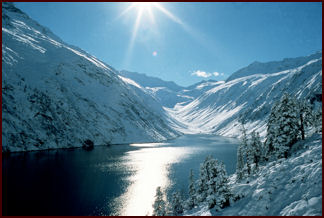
[119,71,224,108]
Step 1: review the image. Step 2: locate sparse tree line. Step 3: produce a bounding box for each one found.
[152,156,232,215]
[236,92,322,181]
[152,93,321,216]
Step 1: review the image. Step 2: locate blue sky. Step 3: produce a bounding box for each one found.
[15,2,322,87]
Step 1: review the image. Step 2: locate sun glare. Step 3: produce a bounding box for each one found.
[120,2,185,68]
[133,2,154,11]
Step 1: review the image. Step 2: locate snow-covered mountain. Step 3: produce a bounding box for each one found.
[226,51,322,82]
[167,51,322,137]
[2,2,179,152]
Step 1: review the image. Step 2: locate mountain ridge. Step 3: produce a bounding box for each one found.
[226,51,322,82]
[2,2,179,152]
[167,54,322,138]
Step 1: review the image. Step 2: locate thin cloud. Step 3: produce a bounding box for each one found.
[213,72,224,77]
[191,70,211,78]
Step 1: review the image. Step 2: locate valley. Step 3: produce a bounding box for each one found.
[2,2,322,216]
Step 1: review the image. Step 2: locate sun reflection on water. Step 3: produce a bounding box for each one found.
[130,142,168,147]
[114,144,192,216]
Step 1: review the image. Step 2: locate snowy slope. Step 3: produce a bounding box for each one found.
[185,133,322,216]
[117,75,185,131]
[168,52,322,137]
[2,3,179,152]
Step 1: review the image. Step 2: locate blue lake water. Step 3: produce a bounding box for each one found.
[2,134,238,215]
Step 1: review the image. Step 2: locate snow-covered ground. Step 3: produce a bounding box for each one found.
[185,133,322,216]
[2,3,179,152]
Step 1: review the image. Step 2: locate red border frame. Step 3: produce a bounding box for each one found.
[1,1,323,217]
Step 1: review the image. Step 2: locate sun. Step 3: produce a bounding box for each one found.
[128,2,160,25]
[119,2,185,67]
[133,2,155,11]
[132,2,157,24]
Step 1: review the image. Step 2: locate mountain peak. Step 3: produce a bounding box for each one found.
[226,51,322,82]
[119,70,184,91]
[2,2,29,20]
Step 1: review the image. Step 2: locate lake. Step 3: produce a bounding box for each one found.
[2,134,239,216]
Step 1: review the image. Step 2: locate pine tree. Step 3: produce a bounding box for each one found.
[241,125,252,176]
[152,186,166,216]
[186,169,196,209]
[250,131,262,172]
[273,93,299,158]
[196,156,231,210]
[196,157,209,203]
[245,148,252,176]
[265,94,301,159]
[312,108,322,133]
[236,143,245,181]
[296,99,313,140]
[265,101,279,159]
[169,191,184,215]
[258,134,267,164]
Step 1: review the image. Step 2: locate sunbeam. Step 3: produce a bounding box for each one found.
[153,3,183,25]
[121,2,186,68]
[123,7,143,68]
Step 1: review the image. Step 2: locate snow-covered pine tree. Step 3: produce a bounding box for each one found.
[152,186,166,216]
[196,157,209,203]
[258,132,267,164]
[297,99,313,140]
[241,125,252,176]
[205,157,219,209]
[265,94,302,159]
[273,93,300,158]
[185,169,196,209]
[265,101,279,159]
[236,142,245,181]
[169,191,184,215]
[216,162,231,209]
[250,131,262,172]
[197,156,231,210]
[312,107,322,133]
